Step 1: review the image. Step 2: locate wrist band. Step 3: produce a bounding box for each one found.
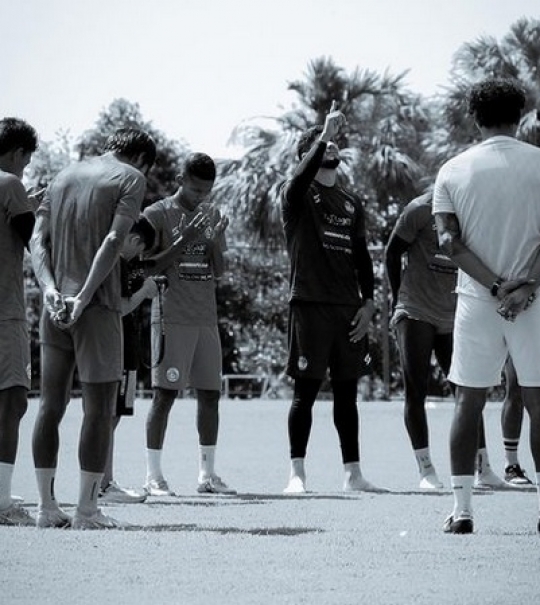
[490,277,503,297]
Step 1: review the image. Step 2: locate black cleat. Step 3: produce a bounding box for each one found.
[443,515,474,534]
[504,464,533,486]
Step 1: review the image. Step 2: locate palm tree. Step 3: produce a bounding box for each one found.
[213,117,298,247]
[216,57,433,248]
[443,17,540,152]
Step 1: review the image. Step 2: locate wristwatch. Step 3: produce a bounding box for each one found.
[490,277,503,297]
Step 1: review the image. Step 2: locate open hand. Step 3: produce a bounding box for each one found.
[349,300,375,343]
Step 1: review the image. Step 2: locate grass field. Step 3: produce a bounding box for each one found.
[2,396,540,605]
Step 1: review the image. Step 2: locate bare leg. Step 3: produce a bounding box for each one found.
[33,346,74,469]
[0,387,28,464]
[146,387,177,450]
[196,389,220,446]
[101,416,121,489]
[0,387,28,509]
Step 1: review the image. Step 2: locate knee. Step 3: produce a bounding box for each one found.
[0,394,28,423]
[150,389,176,416]
[197,390,220,411]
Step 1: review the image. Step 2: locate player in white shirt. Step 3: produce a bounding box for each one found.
[433,77,540,534]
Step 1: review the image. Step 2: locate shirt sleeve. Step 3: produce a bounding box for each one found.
[142,202,165,252]
[115,170,146,221]
[432,163,455,215]
[394,200,430,244]
[5,176,34,219]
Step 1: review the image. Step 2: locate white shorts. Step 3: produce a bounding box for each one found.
[449,294,540,387]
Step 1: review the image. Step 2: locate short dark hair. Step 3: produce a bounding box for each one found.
[130,216,155,250]
[468,78,526,128]
[104,128,157,169]
[0,117,38,155]
[296,126,323,159]
[183,152,216,181]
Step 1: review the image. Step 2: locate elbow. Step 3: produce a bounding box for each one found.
[104,230,124,256]
[437,232,458,258]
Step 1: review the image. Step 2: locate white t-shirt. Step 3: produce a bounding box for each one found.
[433,136,540,299]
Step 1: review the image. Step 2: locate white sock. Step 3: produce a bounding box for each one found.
[0,462,14,510]
[146,448,163,481]
[35,468,58,510]
[77,470,103,516]
[451,475,474,518]
[503,438,520,467]
[199,445,216,481]
[476,448,491,475]
[290,458,306,480]
[414,447,435,476]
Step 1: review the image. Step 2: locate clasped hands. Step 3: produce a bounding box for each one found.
[496,277,537,322]
[44,287,86,329]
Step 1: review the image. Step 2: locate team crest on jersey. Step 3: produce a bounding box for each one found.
[313,191,322,205]
[297,356,308,371]
[166,367,180,382]
[344,200,354,215]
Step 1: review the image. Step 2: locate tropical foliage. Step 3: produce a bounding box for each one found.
[443,17,540,153]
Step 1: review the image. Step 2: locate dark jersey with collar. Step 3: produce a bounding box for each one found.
[281,141,374,305]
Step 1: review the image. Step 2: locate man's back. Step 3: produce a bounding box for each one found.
[434,136,540,295]
[42,152,144,311]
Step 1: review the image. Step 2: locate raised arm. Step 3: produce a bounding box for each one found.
[283,101,345,203]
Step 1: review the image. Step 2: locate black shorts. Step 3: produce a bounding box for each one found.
[286,302,372,381]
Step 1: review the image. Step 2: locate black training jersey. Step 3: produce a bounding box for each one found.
[281,142,370,305]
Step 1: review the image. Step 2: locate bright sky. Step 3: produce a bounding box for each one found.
[1,0,538,156]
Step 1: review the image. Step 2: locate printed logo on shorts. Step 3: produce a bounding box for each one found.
[364,353,372,366]
[297,356,308,371]
[166,367,180,383]
[26,364,31,380]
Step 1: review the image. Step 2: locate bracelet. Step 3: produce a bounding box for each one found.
[490,277,503,297]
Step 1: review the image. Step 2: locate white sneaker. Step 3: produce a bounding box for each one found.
[474,469,507,490]
[99,481,147,504]
[72,508,129,530]
[197,475,237,495]
[419,473,444,490]
[36,506,72,529]
[0,502,35,526]
[343,473,386,493]
[283,475,306,494]
[143,478,176,497]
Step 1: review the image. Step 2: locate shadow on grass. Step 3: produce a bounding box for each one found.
[124,523,322,535]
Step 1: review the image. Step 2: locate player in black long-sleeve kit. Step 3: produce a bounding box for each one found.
[281,102,382,493]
